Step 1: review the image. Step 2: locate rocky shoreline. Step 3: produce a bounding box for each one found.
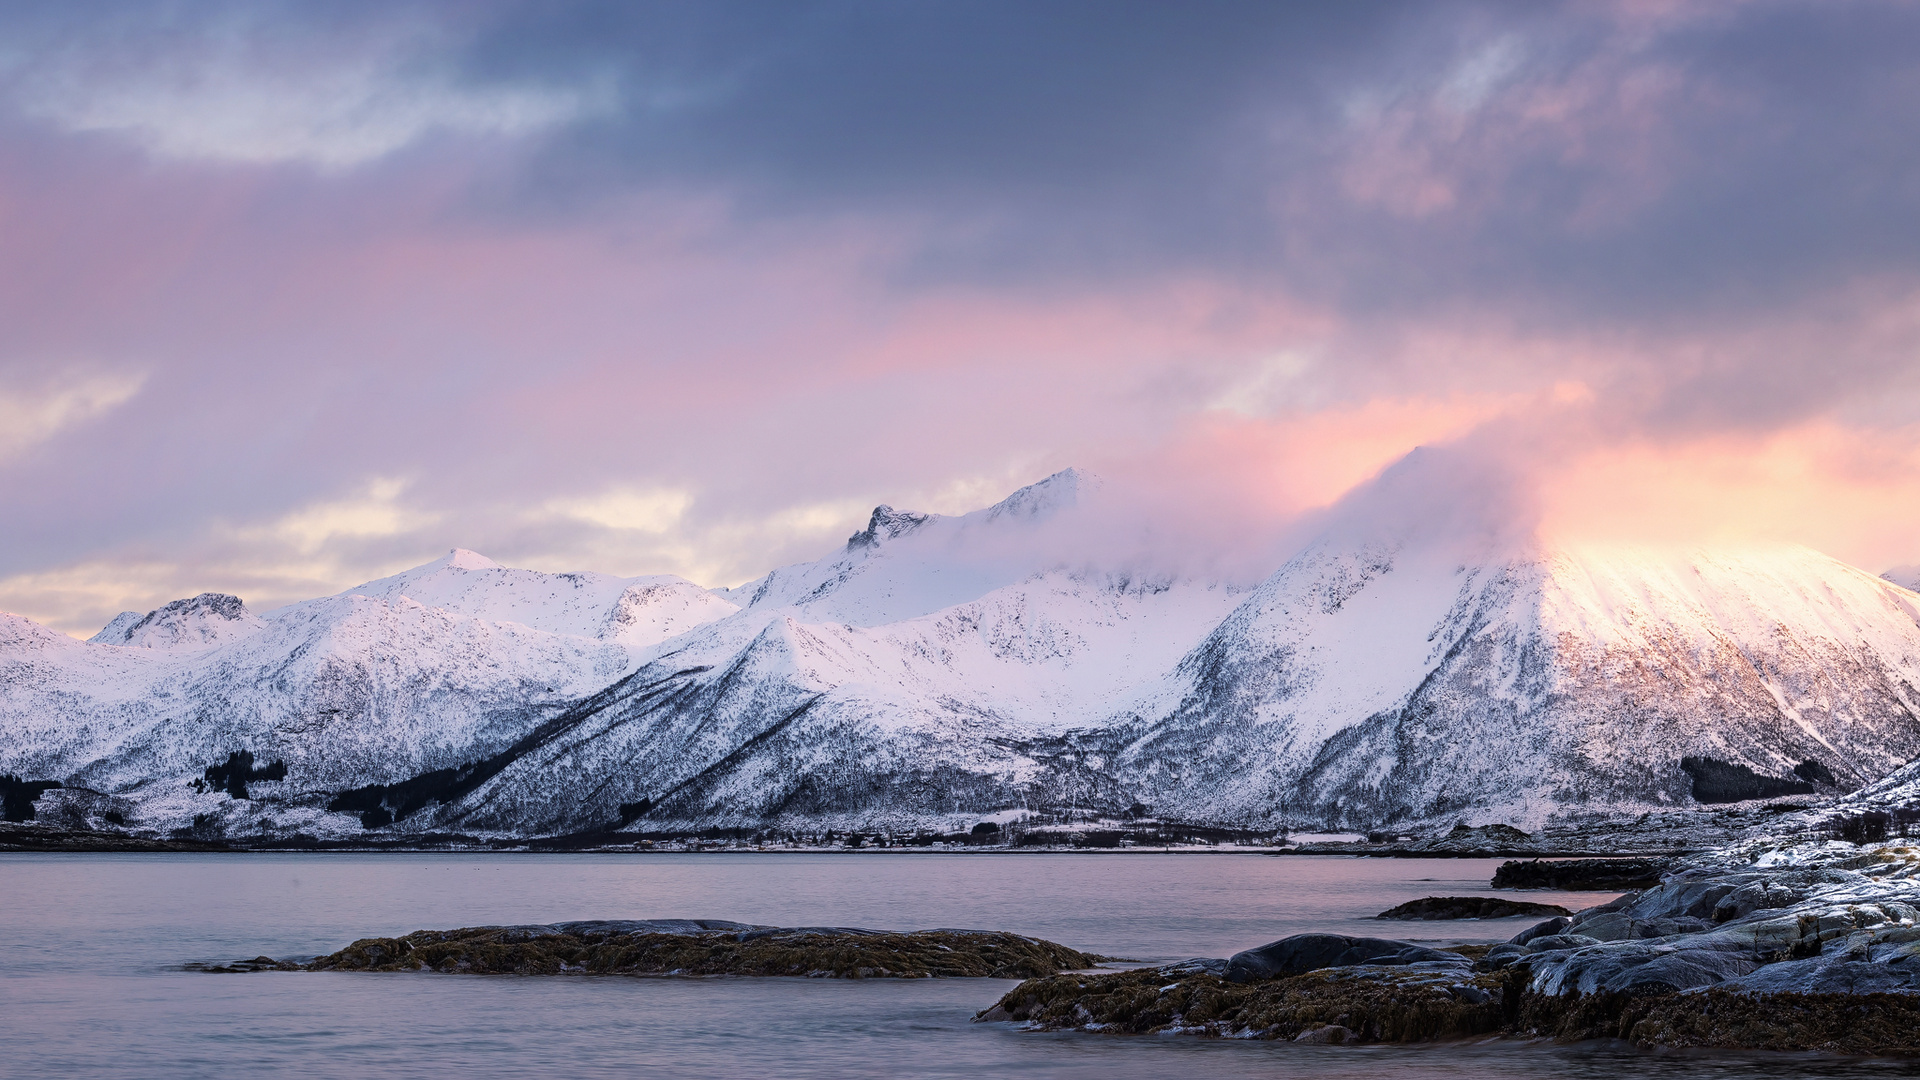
[190,920,1106,980]
[978,838,1920,1054]
[176,836,1920,1054]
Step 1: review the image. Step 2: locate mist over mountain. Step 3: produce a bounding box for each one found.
[6,458,1920,840]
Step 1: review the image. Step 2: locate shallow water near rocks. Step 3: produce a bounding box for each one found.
[0,852,1911,1078]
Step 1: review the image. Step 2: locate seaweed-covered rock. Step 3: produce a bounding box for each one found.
[1376,896,1571,921]
[1521,988,1920,1054]
[977,961,1506,1042]
[198,921,1103,979]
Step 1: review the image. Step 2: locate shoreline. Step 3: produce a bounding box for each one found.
[0,815,1712,858]
[0,834,1694,859]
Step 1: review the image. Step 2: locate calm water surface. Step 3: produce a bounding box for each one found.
[1,852,1912,1079]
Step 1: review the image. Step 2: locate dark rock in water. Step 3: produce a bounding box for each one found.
[186,956,301,973]
[1293,1024,1358,1043]
[1492,858,1667,890]
[1375,896,1572,921]
[1225,934,1464,983]
[194,922,1102,979]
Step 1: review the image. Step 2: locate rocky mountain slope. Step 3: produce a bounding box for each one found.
[6,458,1920,840]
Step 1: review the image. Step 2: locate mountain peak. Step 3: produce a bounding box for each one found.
[439,548,501,571]
[88,592,264,649]
[846,505,932,550]
[980,468,1090,524]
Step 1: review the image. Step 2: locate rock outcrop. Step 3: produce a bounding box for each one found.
[979,838,1920,1053]
[1375,896,1571,921]
[194,920,1103,980]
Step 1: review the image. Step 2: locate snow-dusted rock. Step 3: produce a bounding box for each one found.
[1487,841,1920,997]
[88,593,264,650]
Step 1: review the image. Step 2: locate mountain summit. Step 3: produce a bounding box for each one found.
[89,593,265,650]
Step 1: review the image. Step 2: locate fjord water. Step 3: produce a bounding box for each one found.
[0,853,1902,1079]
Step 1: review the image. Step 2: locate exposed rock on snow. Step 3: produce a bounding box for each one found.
[89,593,264,650]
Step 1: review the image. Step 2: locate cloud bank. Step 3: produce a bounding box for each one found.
[4,1,1920,634]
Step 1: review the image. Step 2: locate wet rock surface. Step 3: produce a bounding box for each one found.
[1486,843,1920,998]
[981,840,1920,1053]
[1375,896,1572,921]
[1518,988,1920,1054]
[976,960,1507,1042]
[191,920,1103,979]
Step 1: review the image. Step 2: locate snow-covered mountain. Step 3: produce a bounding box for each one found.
[347,548,737,648]
[8,458,1920,840]
[0,555,738,833]
[1117,452,1920,828]
[373,469,1250,835]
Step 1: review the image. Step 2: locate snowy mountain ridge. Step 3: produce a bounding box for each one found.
[346,547,738,648]
[1120,536,1920,829]
[89,592,266,650]
[7,457,1920,840]
[721,468,1095,626]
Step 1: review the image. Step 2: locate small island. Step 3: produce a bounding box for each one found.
[1374,896,1572,920]
[192,920,1105,980]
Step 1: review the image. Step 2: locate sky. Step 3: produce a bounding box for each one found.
[6,0,1920,635]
